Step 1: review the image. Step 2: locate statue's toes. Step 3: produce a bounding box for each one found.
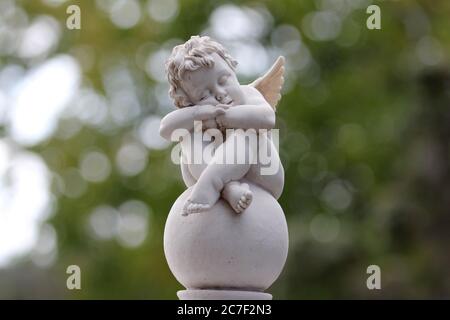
[185,202,210,214]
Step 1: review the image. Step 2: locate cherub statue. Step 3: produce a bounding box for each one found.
[160,36,285,216]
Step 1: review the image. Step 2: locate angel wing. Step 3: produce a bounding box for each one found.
[249,56,285,110]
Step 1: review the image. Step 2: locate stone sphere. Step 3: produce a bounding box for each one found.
[164,182,288,291]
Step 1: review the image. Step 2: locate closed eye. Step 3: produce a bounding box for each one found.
[218,75,229,85]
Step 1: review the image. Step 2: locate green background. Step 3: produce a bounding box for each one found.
[0,0,449,299]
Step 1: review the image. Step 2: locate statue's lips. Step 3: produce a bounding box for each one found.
[214,99,233,107]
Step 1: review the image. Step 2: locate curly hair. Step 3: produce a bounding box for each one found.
[165,35,238,108]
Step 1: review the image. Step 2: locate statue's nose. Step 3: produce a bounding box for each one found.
[213,84,227,102]
[215,90,226,102]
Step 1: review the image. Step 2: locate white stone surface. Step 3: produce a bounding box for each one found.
[164,181,288,296]
[162,36,288,300]
[177,289,272,300]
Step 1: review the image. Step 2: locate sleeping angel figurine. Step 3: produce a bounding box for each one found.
[160,36,285,216]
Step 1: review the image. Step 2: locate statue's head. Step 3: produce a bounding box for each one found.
[165,36,240,108]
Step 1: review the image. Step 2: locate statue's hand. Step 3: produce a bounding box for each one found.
[215,114,227,130]
[203,118,218,130]
[194,105,226,121]
[216,104,231,130]
[215,104,238,129]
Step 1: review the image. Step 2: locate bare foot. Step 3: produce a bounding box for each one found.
[182,200,211,216]
[183,176,222,216]
[222,181,253,213]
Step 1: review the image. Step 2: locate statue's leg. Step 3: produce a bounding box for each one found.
[221,180,253,213]
[183,130,255,215]
[181,134,208,181]
[180,157,196,187]
[246,135,284,200]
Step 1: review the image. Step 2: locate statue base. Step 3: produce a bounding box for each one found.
[165,182,288,300]
[177,289,272,300]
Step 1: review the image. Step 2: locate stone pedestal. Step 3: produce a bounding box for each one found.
[177,289,272,300]
[164,182,288,300]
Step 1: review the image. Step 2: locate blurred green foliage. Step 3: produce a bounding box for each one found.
[1,0,449,299]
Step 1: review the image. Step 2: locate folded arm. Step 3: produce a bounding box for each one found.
[159,105,226,141]
[159,108,195,141]
[216,86,276,130]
